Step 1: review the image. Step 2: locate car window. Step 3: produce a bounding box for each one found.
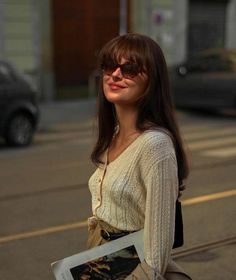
[186,55,233,73]
[0,63,14,84]
[186,58,208,72]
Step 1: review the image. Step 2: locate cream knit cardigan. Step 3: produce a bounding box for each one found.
[88,130,179,277]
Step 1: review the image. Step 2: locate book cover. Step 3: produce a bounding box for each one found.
[51,230,144,280]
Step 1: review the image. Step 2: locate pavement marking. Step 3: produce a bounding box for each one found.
[183,127,236,141]
[0,220,87,245]
[182,189,236,206]
[182,125,236,158]
[172,235,236,258]
[0,189,236,245]
[188,135,236,151]
[203,146,236,158]
[181,124,218,133]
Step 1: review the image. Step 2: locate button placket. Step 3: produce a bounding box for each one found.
[93,153,108,216]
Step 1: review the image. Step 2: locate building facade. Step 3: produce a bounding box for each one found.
[0,0,54,101]
[131,0,236,64]
[0,0,235,100]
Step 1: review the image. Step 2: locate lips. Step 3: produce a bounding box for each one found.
[108,83,126,90]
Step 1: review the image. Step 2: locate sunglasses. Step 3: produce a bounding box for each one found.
[101,60,142,79]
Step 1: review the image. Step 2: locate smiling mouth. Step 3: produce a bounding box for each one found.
[108,83,126,90]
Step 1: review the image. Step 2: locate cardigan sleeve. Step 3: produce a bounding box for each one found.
[142,135,179,278]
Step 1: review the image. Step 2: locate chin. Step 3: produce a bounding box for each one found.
[104,91,122,102]
[104,90,137,105]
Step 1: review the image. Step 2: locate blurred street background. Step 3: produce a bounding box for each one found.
[0,1,236,280]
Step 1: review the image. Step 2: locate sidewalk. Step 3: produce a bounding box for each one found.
[176,242,236,279]
[38,98,97,130]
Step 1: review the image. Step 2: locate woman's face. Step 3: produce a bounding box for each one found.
[102,57,148,106]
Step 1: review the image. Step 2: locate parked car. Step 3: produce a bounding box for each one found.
[170,49,236,110]
[0,60,40,146]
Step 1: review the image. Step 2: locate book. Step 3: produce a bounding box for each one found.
[51,230,144,280]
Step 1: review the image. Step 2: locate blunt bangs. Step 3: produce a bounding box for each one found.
[98,33,149,74]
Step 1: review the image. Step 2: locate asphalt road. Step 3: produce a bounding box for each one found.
[0,105,236,280]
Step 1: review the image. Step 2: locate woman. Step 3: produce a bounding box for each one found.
[87,33,191,279]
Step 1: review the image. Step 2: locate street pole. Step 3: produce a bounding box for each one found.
[146,0,152,36]
[119,0,127,35]
[0,3,4,58]
[37,0,55,102]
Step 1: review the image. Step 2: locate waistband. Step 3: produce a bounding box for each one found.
[87,216,131,234]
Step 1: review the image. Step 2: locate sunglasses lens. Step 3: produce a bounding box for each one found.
[101,61,117,75]
[121,63,140,78]
[101,60,141,78]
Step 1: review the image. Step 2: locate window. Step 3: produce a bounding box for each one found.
[188,0,227,56]
[187,55,232,73]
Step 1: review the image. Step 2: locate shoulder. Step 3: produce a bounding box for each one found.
[142,129,175,151]
[140,129,176,162]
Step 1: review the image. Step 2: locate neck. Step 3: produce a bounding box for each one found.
[114,104,139,139]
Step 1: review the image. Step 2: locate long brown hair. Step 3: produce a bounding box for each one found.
[91,33,189,190]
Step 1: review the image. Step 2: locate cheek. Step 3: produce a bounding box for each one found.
[134,78,148,97]
[102,77,109,95]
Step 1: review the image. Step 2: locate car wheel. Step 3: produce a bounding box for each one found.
[6,113,34,146]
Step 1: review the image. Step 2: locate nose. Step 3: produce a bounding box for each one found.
[111,67,122,80]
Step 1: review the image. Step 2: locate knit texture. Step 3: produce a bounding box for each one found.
[88,130,179,277]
